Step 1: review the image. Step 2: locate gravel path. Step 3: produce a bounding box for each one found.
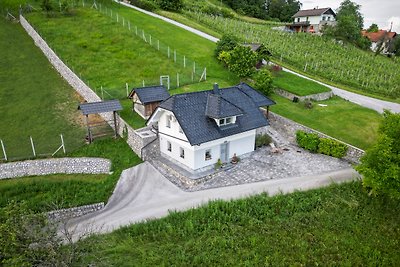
[117,0,400,114]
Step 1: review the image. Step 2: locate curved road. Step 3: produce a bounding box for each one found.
[65,162,360,241]
[118,1,400,114]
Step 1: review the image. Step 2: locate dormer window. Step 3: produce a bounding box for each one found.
[218,117,234,126]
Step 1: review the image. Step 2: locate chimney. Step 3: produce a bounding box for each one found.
[213,83,219,94]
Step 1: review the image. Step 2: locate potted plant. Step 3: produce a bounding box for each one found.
[231,153,239,164]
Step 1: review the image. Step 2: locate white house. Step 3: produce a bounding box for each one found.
[147,83,275,171]
[361,30,397,54]
[286,7,336,33]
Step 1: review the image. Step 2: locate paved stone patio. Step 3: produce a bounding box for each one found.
[150,144,351,192]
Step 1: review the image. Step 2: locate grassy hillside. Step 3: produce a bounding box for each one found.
[76,181,400,266]
[0,138,142,212]
[0,19,86,160]
[24,3,382,149]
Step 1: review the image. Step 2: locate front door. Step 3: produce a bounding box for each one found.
[220,142,229,163]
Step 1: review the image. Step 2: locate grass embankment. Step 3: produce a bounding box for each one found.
[0,19,86,160]
[0,138,142,212]
[273,70,331,96]
[270,95,380,149]
[76,181,400,266]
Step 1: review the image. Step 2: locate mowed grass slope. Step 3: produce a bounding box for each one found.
[76,181,400,266]
[26,4,238,96]
[0,138,142,212]
[270,95,381,149]
[0,19,85,160]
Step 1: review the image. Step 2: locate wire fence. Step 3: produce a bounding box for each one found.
[0,134,72,162]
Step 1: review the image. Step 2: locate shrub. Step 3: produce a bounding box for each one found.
[317,138,348,158]
[157,0,183,12]
[227,45,258,78]
[215,34,238,58]
[253,68,273,96]
[296,130,320,153]
[255,134,272,148]
[129,0,158,11]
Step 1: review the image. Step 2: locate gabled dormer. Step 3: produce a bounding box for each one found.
[205,84,243,128]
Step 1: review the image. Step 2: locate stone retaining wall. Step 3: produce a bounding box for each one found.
[275,88,333,101]
[20,15,153,157]
[267,111,365,164]
[47,202,104,222]
[0,158,111,179]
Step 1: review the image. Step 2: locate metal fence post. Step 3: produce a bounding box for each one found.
[30,136,36,157]
[60,134,66,154]
[0,139,7,161]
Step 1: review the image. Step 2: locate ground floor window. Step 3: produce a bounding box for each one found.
[167,141,172,152]
[180,147,185,159]
[205,150,212,160]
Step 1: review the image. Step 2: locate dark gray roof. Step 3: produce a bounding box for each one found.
[156,83,275,146]
[205,93,243,119]
[78,100,122,115]
[129,85,170,104]
[292,8,335,18]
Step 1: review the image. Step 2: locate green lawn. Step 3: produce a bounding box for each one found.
[270,95,381,149]
[273,70,331,96]
[0,19,86,160]
[0,138,142,212]
[75,181,400,266]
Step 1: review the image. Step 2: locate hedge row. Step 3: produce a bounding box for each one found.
[296,130,348,158]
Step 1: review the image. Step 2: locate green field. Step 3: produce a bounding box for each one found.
[270,95,381,149]
[0,138,142,212]
[273,70,331,96]
[0,19,86,161]
[75,181,400,266]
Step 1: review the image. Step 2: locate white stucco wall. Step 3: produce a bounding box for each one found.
[155,109,257,171]
[295,15,335,25]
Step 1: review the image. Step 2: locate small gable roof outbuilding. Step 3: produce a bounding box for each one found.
[129,85,170,104]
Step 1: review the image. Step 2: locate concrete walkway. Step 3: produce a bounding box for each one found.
[65,162,360,241]
[117,1,400,114]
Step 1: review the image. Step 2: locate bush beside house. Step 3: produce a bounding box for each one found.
[296,130,348,158]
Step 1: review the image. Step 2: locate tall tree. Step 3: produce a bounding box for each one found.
[367,23,379,32]
[335,0,364,42]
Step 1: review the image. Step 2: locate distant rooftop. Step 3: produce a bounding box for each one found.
[292,7,335,18]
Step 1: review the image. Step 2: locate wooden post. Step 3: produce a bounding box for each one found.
[85,115,92,143]
[126,83,129,97]
[113,111,118,138]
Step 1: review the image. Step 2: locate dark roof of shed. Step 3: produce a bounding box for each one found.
[128,85,170,104]
[156,83,275,146]
[78,100,122,115]
[243,43,262,52]
[292,8,335,18]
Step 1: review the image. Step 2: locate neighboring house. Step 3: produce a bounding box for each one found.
[286,7,336,33]
[128,85,170,119]
[147,83,276,171]
[361,30,397,54]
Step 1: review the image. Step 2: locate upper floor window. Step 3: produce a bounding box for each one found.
[327,17,331,21]
[322,16,326,21]
[297,18,300,22]
[219,117,234,126]
[167,141,172,152]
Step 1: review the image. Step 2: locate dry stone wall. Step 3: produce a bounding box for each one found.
[0,158,111,179]
[267,111,365,164]
[47,202,105,222]
[20,15,153,157]
[275,88,333,102]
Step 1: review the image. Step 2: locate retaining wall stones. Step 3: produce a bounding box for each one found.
[0,158,111,179]
[47,202,104,222]
[20,15,153,158]
[267,111,365,164]
[275,88,333,102]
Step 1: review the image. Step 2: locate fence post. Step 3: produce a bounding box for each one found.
[101,86,104,100]
[60,134,66,154]
[177,73,179,88]
[142,80,145,87]
[183,56,186,68]
[116,13,119,22]
[193,61,196,74]
[126,83,129,97]
[168,46,170,58]
[174,50,176,62]
[157,40,159,50]
[149,35,152,46]
[128,21,130,30]
[30,136,36,157]
[0,139,7,161]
